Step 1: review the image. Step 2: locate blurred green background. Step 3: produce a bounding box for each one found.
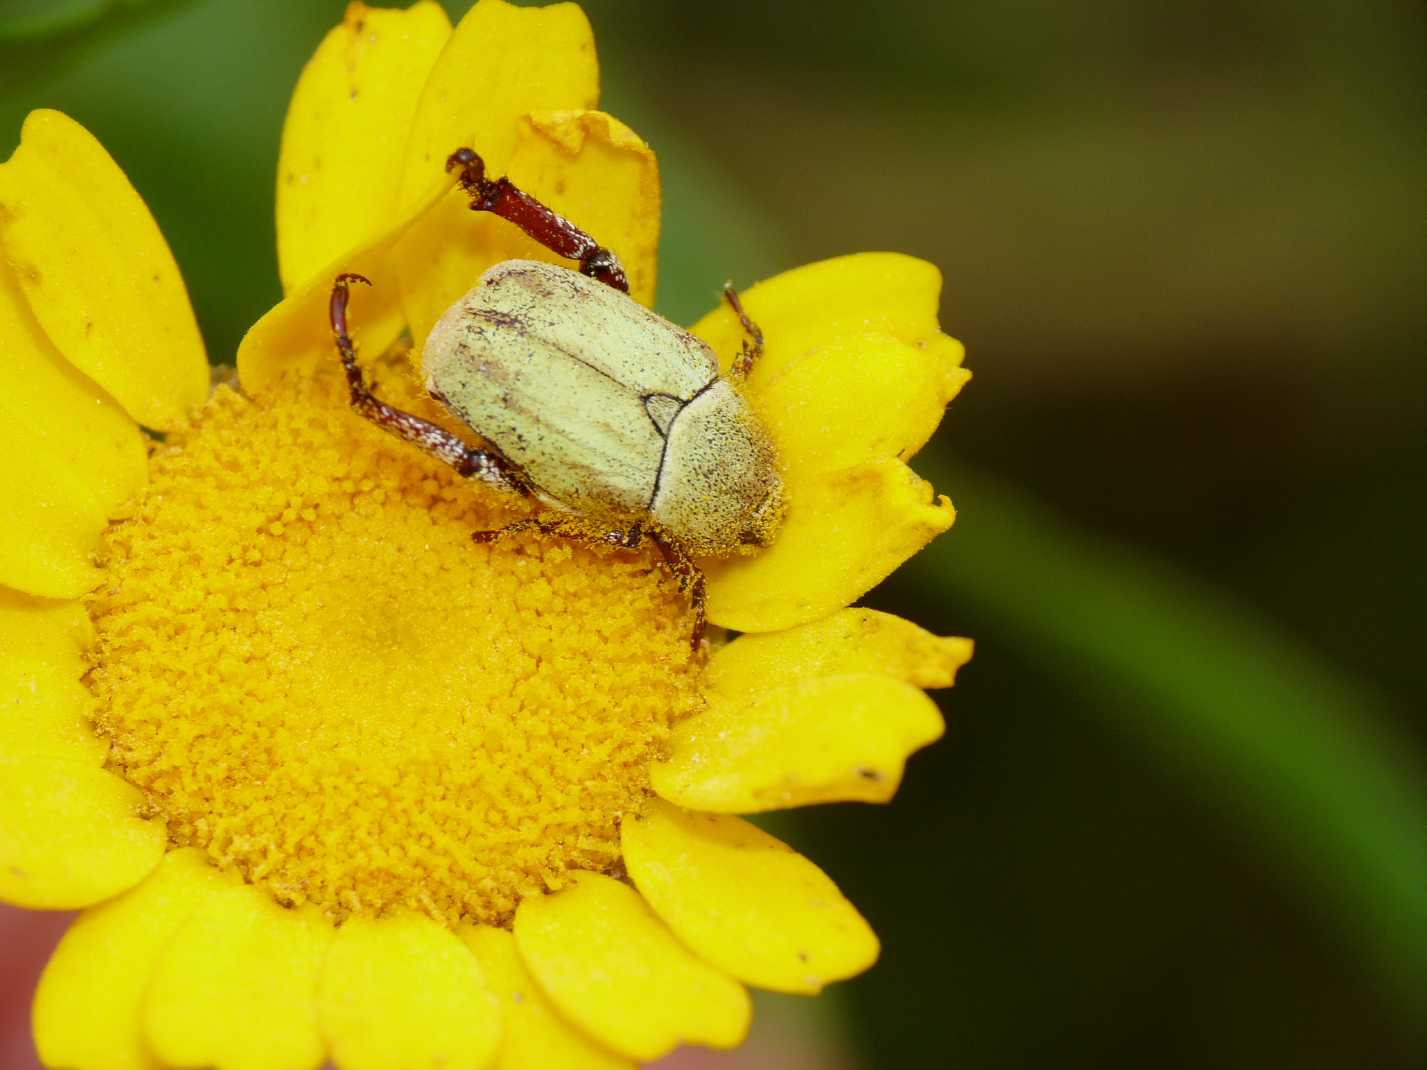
[2,0,1423,1066]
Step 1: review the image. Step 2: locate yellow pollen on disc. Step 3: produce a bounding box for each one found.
[86,367,702,927]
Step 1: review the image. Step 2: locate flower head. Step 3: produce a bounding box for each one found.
[0,2,971,1067]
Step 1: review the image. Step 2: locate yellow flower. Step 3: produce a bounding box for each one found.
[0,1,972,1068]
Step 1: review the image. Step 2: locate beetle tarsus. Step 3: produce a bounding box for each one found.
[328,273,530,494]
[446,145,631,294]
[651,532,707,651]
[474,519,706,650]
[722,283,765,383]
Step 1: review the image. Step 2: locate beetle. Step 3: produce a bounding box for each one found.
[328,147,783,647]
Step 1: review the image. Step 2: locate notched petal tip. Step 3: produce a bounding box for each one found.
[461,924,633,1070]
[693,252,966,630]
[514,873,750,1061]
[652,672,946,813]
[319,912,503,1070]
[623,800,880,994]
[704,458,955,634]
[143,874,333,1070]
[0,756,165,910]
[705,606,974,697]
[33,849,221,1070]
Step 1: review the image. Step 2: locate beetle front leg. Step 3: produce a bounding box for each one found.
[722,283,765,384]
[330,273,530,493]
[445,147,630,293]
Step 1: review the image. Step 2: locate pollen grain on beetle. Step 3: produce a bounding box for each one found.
[84,364,702,928]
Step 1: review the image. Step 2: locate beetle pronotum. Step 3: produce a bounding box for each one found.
[329,147,784,647]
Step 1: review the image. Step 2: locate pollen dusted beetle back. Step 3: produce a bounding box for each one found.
[327,145,784,646]
[422,260,782,556]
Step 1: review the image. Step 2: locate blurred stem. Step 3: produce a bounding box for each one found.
[911,454,1427,1030]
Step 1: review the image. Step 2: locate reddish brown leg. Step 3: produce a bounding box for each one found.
[472,517,641,550]
[651,532,707,651]
[445,147,630,293]
[722,283,765,383]
[477,518,706,650]
[330,273,529,493]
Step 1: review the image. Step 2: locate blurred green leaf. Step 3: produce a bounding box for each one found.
[0,0,191,94]
[908,454,1427,1030]
[0,0,171,43]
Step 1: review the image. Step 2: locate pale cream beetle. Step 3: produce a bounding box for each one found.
[329,148,783,645]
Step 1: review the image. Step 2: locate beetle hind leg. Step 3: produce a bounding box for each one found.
[445,147,630,294]
[329,273,530,494]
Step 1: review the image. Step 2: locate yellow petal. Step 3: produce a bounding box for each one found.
[392,0,600,343]
[744,329,967,477]
[145,871,333,1070]
[0,587,105,764]
[0,110,207,430]
[651,673,945,813]
[513,872,750,1062]
[623,800,879,994]
[395,0,597,211]
[318,912,503,1070]
[33,848,221,1070]
[0,755,164,909]
[0,424,106,598]
[276,1,452,294]
[0,258,147,597]
[705,607,973,698]
[460,924,632,1070]
[704,457,954,633]
[237,169,454,397]
[693,252,953,373]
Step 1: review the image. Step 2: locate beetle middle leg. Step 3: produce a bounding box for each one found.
[650,532,707,651]
[472,517,642,550]
[476,519,706,650]
[330,273,530,494]
[722,283,765,384]
[445,147,630,294]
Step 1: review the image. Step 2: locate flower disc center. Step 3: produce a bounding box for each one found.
[86,370,700,926]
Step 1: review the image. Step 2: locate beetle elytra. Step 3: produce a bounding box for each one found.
[328,147,783,647]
